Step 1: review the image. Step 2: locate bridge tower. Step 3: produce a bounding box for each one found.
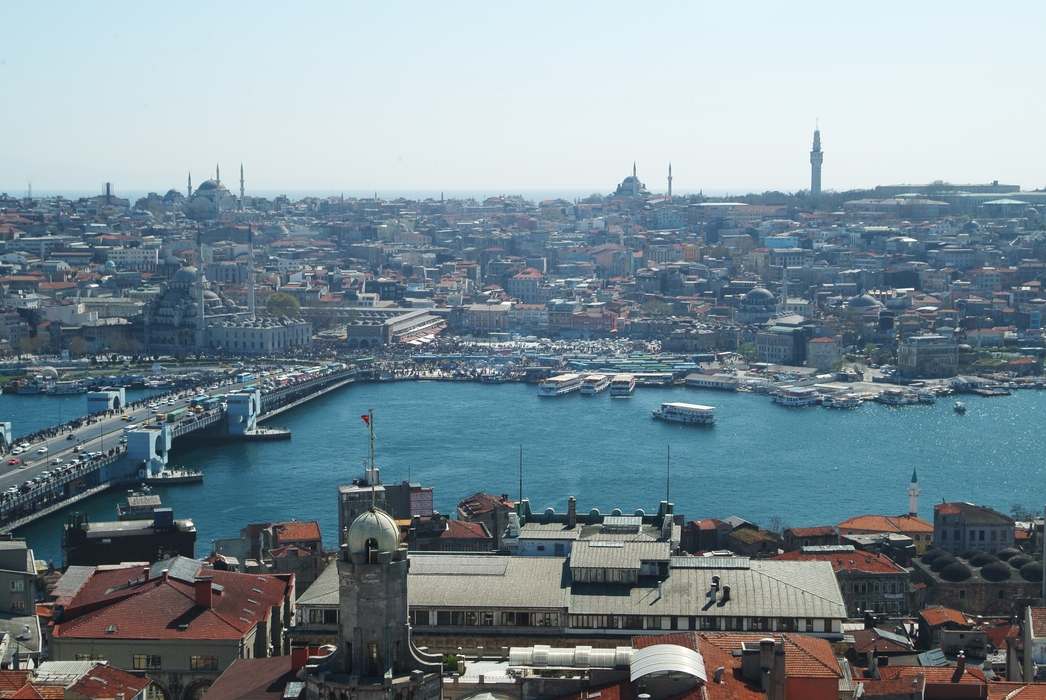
[227,389,260,435]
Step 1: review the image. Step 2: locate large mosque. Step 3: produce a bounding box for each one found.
[184,165,244,220]
[136,232,312,354]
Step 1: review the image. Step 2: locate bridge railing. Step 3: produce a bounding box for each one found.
[0,450,120,522]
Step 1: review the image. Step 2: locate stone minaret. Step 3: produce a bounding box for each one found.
[668,163,673,197]
[810,124,823,198]
[215,164,221,218]
[196,229,206,333]
[187,172,192,199]
[907,468,921,517]
[239,163,245,211]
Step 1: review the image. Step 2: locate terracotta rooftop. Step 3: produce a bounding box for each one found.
[785,525,837,538]
[273,521,321,543]
[878,664,985,685]
[837,514,933,534]
[920,606,969,628]
[774,548,907,575]
[64,664,151,698]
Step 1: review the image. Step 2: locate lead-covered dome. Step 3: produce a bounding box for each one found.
[742,288,776,306]
[347,508,400,555]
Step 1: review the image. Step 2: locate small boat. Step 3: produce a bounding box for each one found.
[824,393,861,409]
[609,374,636,397]
[954,401,967,414]
[652,402,716,425]
[580,374,611,395]
[141,468,203,486]
[117,489,162,520]
[772,387,822,407]
[877,388,919,405]
[916,389,937,404]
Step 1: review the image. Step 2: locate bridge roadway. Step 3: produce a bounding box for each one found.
[0,365,357,530]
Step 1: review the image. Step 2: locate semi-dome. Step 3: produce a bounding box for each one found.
[743,288,776,305]
[346,508,400,556]
[846,294,884,309]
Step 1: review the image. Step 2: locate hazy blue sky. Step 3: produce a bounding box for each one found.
[1,2,1043,197]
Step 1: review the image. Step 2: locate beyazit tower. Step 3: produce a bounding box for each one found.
[810,123,823,198]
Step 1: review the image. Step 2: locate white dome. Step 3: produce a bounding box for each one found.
[347,509,400,555]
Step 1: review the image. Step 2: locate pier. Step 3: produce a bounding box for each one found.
[0,365,357,531]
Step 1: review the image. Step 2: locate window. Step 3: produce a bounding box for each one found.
[991,530,997,541]
[323,609,339,625]
[436,611,451,626]
[9,581,23,593]
[979,530,985,542]
[750,617,770,631]
[958,590,966,600]
[10,601,23,612]
[623,616,644,630]
[134,655,161,670]
[941,531,947,541]
[999,590,1006,600]
[699,616,717,630]
[410,610,430,626]
[1002,531,1008,541]
[76,654,106,662]
[954,529,960,541]
[805,619,814,632]
[190,652,218,669]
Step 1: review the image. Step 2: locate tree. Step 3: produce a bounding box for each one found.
[766,515,789,536]
[1011,503,1036,521]
[738,343,757,363]
[266,292,301,318]
[68,336,88,357]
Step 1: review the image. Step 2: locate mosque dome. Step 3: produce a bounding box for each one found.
[742,288,776,306]
[196,179,223,192]
[346,509,400,556]
[930,555,958,573]
[1009,554,1034,569]
[846,294,884,309]
[172,266,198,283]
[104,260,116,269]
[940,562,972,582]
[920,548,948,566]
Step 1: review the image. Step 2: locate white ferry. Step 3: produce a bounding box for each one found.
[46,380,88,395]
[772,387,822,407]
[580,374,611,395]
[537,373,583,397]
[876,388,918,405]
[652,402,716,425]
[916,389,937,404]
[609,374,636,397]
[824,393,861,409]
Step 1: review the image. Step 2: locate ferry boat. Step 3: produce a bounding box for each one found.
[537,373,583,397]
[824,393,861,409]
[954,401,967,414]
[580,374,611,395]
[772,387,822,407]
[877,388,919,405]
[652,402,716,425]
[609,374,636,397]
[46,380,87,395]
[916,389,937,404]
[15,377,45,395]
[117,490,163,520]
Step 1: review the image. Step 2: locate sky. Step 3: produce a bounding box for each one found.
[1,1,1044,198]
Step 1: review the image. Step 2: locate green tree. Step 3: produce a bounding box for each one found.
[738,343,757,363]
[68,336,88,357]
[266,292,301,318]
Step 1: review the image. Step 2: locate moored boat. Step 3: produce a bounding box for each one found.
[824,393,861,409]
[537,373,583,397]
[117,490,163,520]
[772,387,822,407]
[580,374,611,395]
[954,401,967,414]
[916,389,937,404]
[652,402,716,425]
[877,388,918,405]
[46,379,88,395]
[609,373,636,397]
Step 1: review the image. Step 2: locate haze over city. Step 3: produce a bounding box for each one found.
[3,1,1045,196]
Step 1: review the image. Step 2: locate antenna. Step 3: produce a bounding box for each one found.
[519,445,523,502]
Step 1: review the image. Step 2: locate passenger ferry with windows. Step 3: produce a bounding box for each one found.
[580,374,611,395]
[652,402,717,425]
[876,388,919,405]
[46,380,88,395]
[824,392,861,409]
[772,387,822,407]
[537,373,583,397]
[609,374,636,397]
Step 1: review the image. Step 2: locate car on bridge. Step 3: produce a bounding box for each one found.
[37,447,47,455]
[7,459,19,466]
[66,434,77,441]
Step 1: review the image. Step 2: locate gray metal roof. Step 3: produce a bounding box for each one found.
[517,524,582,541]
[407,555,570,610]
[295,560,339,607]
[629,644,707,682]
[570,541,671,571]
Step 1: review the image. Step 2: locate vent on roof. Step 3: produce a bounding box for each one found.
[252,588,263,593]
[257,576,267,582]
[178,623,189,631]
[105,624,117,634]
[247,599,259,605]
[243,608,254,615]
[239,617,250,623]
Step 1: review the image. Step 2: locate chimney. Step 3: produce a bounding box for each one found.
[759,638,775,694]
[291,646,309,671]
[195,579,213,609]
[951,651,965,683]
[714,666,725,684]
[722,584,731,602]
[143,567,150,583]
[710,575,719,602]
[567,497,577,529]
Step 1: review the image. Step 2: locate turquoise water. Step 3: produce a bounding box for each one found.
[5,382,1045,564]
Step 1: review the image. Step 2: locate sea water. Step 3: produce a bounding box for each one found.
[5,382,1044,563]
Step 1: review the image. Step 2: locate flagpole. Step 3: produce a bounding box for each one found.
[368,408,375,509]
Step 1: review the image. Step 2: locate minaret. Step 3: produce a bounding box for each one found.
[907,468,921,517]
[810,123,823,198]
[196,229,206,333]
[632,162,638,197]
[215,164,221,218]
[239,163,245,211]
[247,225,256,319]
[668,163,673,197]
[187,172,192,199]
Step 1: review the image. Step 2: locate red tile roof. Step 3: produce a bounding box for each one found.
[988,682,1046,699]
[53,565,292,642]
[878,665,985,685]
[785,526,837,538]
[65,664,151,698]
[773,549,907,575]
[699,633,842,679]
[851,628,913,654]
[1032,608,1046,637]
[0,670,31,692]
[204,656,301,700]
[273,521,321,543]
[856,674,925,697]
[837,514,934,534]
[919,606,969,627]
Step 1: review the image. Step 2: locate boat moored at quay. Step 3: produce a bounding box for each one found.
[652,402,717,425]
[609,373,636,397]
[824,392,862,409]
[580,374,611,395]
[772,387,822,407]
[537,373,583,397]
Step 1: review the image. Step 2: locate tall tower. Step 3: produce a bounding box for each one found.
[187,172,192,199]
[668,163,673,197]
[239,163,245,211]
[632,162,639,197]
[907,468,921,517]
[810,124,823,198]
[215,164,221,218]
[195,229,206,333]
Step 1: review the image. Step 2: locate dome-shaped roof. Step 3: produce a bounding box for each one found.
[931,555,958,573]
[921,548,949,565]
[847,294,884,309]
[962,220,981,232]
[1009,554,1034,569]
[940,562,972,582]
[960,548,985,560]
[981,561,1013,582]
[196,179,222,192]
[742,288,776,306]
[104,260,116,268]
[173,266,197,282]
[969,552,999,567]
[1020,562,1044,582]
[958,344,974,352]
[997,548,1022,562]
[346,509,400,556]
[203,290,219,300]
